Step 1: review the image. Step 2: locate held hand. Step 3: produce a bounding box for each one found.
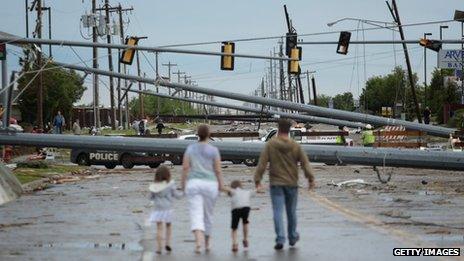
[255,183,265,194]
[308,181,316,191]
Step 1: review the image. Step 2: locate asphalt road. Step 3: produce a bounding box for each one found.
[0,165,455,260]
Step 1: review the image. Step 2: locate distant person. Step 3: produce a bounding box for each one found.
[139,119,146,136]
[254,118,315,250]
[149,165,183,255]
[225,180,253,253]
[53,111,65,134]
[156,120,165,135]
[423,107,431,125]
[89,126,98,136]
[361,124,375,147]
[181,124,226,253]
[72,119,81,135]
[336,126,347,145]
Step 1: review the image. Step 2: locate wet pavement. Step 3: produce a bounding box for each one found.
[0,164,462,260]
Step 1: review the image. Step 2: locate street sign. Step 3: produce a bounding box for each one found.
[0,43,5,60]
[438,49,464,69]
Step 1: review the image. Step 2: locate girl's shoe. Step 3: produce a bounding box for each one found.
[155,250,162,255]
[232,244,239,252]
[243,240,249,249]
[194,245,201,254]
[165,245,172,252]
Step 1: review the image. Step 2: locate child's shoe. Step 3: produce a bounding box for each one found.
[243,240,249,250]
[232,243,239,252]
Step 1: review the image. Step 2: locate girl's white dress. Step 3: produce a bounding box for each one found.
[149,181,183,223]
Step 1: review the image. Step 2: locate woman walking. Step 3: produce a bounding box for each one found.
[181,124,225,254]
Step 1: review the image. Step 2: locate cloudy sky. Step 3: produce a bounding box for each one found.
[1,0,464,106]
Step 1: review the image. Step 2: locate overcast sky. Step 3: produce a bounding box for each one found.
[2,0,464,106]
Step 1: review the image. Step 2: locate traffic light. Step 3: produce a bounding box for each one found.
[419,38,442,52]
[288,47,302,75]
[336,31,351,55]
[0,43,5,61]
[285,33,297,56]
[220,42,235,71]
[120,37,139,65]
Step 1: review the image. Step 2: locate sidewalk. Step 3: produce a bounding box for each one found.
[0,167,437,260]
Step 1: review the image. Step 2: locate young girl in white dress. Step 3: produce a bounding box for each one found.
[149,165,183,254]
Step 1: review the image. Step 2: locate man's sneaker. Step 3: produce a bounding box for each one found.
[274,243,284,250]
[289,235,300,247]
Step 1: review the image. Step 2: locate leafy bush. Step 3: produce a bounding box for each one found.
[17,161,49,169]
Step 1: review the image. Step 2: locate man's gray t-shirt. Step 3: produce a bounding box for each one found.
[185,143,220,181]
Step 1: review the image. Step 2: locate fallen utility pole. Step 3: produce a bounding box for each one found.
[0,37,295,61]
[101,0,116,130]
[91,0,100,129]
[388,0,421,123]
[123,88,367,128]
[53,61,455,137]
[0,132,463,171]
[35,0,44,130]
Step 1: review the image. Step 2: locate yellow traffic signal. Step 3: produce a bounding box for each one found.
[221,42,235,71]
[419,38,442,52]
[288,47,301,75]
[120,37,139,65]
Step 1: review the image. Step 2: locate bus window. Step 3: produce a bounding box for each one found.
[265,130,277,142]
[290,130,302,141]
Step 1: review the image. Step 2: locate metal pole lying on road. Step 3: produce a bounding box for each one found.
[124,88,367,129]
[0,132,463,171]
[54,61,456,137]
[0,36,295,61]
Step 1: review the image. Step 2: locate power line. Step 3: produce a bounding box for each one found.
[156,19,462,48]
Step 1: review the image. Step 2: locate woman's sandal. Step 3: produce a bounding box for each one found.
[155,250,162,255]
[194,245,202,254]
[232,244,239,252]
[243,240,249,249]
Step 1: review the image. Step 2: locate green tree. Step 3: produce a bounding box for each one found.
[360,66,422,120]
[426,68,458,123]
[333,92,355,111]
[17,56,86,126]
[129,95,197,118]
[314,94,331,108]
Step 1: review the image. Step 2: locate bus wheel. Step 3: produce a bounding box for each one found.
[172,155,182,165]
[121,155,134,169]
[77,153,90,166]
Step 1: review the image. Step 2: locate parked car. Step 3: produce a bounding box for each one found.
[243,127,353,166]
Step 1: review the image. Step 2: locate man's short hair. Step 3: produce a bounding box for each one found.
[278,119,292,133]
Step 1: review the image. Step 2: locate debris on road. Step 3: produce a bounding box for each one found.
[379,210,411,219]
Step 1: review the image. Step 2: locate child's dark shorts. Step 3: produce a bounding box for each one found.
[231,207,251,230]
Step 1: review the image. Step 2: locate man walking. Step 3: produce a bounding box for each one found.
[254,118,315,250]
[53,111,65,134]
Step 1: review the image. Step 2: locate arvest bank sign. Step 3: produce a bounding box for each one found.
[438,49,464,69]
